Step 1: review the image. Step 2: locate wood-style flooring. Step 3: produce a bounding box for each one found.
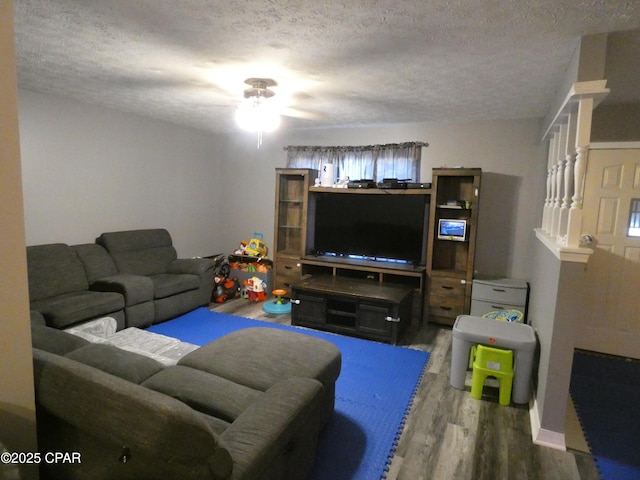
[209,299,600,480]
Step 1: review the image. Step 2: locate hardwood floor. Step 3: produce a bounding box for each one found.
[210,299,600,480]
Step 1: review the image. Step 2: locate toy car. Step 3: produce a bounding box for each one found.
[212,277,240,303]
[244,233,268,257]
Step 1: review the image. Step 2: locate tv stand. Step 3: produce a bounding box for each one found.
[300,255,425,323]
[291,275,414,344]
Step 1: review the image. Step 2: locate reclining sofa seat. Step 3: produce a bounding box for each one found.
[72,242,156,328]
[96,229,214,325]
[26,243,125,330]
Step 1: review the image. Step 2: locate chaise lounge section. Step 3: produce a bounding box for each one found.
[31,322,342,480]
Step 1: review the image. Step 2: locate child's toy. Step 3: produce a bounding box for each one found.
[233,241,248,255]
[212,277,240,303]
[244,232,268,257]
[209,254,235,303]
[210,253,230,279]
[262,289,292,314]
[243,276,267,302]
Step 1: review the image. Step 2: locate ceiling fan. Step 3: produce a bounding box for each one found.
[241,77,277,101]
[236,77,320,124]
[234,77,282,135]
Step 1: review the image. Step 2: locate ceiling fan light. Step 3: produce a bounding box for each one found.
[258,108,281,132]
[235,101,281,132]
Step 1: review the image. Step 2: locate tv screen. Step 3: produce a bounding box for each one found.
[437,219,467,241]
[311,193,429,266]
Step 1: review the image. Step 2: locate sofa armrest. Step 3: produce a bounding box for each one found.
[30,310,46,326]
[168,258,215,277]
[92,274,153,306]
[221,377,323,479]
[169,258,216,306]
[33,348,233,479]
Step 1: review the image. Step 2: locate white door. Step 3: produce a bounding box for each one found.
[577,147,640,359]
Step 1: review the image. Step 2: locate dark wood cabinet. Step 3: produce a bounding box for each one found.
[291,275,413,344]
[273,168,317,290]
[426,168,481,326]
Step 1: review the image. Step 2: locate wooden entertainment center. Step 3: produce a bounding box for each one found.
[273,167,481,342]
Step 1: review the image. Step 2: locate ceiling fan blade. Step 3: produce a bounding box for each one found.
[281,107,323,120]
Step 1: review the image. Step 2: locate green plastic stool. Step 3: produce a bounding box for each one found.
[471,344,514,406]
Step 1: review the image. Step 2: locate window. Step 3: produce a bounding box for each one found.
[628,198,640,237]
[285,142,426,183]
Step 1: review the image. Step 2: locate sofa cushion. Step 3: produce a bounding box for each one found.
[96,229,178,276]
[32,324,89,356]
[142,365,263,423]
[27,243,90,301]
[66,343,164,384]
[179,328,342,392]
[151,273,200,299]
[31,290,125,329]
[92,274,154,306]
[72,244,119,283]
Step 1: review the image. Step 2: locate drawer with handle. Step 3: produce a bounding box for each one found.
[430,276,466,297]
[471,279,528,305]
[429,293,465,319]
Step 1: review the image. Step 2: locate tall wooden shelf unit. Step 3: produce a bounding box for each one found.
[273,168,317,291]
[272,167,481,330]
[426,168,481,326]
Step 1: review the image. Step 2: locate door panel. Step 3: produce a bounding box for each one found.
[578,148,640,359]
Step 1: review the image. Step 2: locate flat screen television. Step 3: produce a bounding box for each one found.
[310,193,429,266]
[437,218,467,241]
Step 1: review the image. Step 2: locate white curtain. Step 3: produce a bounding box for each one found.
[285,142,426,182]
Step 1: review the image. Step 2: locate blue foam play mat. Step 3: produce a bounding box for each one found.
[148,307,430,480]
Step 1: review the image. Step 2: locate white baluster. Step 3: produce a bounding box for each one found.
[558,153,575,244]
[547,163,558,234]
[571,146,587,209]
[551,157,565,238]
[566,96,594,248]
[543,167,552,233]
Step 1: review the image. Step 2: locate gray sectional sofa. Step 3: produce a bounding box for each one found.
[31,321,342,480]
[32,322,341,480]
[28,228,343,479]
[27,229,215,330]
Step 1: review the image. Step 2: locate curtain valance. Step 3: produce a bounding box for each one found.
[284,141,427,182]
[283,141,428,153]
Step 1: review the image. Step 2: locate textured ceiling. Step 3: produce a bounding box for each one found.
[13,0,640,134]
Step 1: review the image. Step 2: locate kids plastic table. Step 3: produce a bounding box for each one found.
[450,315,537,404]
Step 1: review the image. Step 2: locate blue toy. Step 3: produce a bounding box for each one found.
[262,289,292,314]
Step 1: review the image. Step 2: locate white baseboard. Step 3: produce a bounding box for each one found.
[529,397,566,451]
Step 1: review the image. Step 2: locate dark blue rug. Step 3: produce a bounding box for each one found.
[148,307,430,480]
[570,350,640,480]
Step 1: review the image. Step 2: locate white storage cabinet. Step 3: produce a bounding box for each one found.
[470,278,529,322]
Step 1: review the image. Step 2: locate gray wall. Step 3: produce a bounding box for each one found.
[18,90,226,257]
[218,119,547,280]
[528,239,587,437]
[19,90,547,283]
[592,103,640,142]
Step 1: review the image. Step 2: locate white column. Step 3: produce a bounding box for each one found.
[551,124,568,238]
[558,153,575,244]
[542,136,555,233]
[551,157,565,238]
[567,97,594,247]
